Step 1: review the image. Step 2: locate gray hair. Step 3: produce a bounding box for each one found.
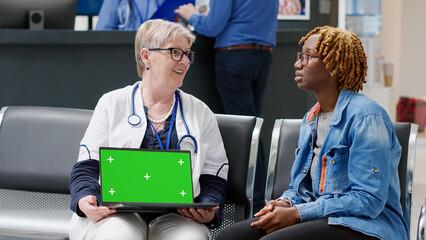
[135,19,196,78]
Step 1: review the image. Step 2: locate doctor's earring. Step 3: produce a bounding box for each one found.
[145,66,150,71]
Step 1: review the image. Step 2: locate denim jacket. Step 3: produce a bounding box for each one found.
[281,90,409,240]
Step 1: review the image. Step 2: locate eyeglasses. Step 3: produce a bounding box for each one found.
[149,48,196,64]
[296,52,321,66]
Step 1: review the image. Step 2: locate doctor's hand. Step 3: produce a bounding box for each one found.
[251,207,301,234]
[174,4,198,21]
[78,195,116,223]
[178,206,219,223]
[254,199,291,218]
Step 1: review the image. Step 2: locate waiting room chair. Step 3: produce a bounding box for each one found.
[0,106,92,239]
[0,106,261,239]
[265,119,418,229]
[211,114,263,239]
[394,122,419,227]
[265,119,301,201]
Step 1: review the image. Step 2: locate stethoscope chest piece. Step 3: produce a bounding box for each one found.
[128,114,141,126]
[127,83,198,153]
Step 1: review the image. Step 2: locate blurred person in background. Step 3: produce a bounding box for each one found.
[96,0,165,30]
[175,0,279,215]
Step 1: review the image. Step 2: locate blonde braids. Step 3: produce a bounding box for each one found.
[299,26,368,92]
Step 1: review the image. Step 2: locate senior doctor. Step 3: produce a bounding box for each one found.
[69,19,228,240]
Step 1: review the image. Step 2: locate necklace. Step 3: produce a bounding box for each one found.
[320,111,333,121]
[148,95,175,123]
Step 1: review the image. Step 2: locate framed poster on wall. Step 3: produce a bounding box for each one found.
[278,0,310,20]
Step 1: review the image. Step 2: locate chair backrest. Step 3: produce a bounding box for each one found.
[211,114,263,238]
[0,106,93,193]
[0,106,92,239]
[265,119,418,226]
[265,119,301,200]
[393,122,418,226]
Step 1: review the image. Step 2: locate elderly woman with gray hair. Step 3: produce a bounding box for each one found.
[68,19,228,240]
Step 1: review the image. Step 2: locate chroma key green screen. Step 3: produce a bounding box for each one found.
[100,148,193,204]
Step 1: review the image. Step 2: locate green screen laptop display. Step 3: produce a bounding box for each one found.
[100,148,193,205]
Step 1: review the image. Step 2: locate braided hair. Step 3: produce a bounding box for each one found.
[299,26,368,92]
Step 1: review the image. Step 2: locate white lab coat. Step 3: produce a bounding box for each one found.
[78,82,228,197]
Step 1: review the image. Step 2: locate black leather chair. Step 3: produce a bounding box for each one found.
[265,119,418,228]
[394,122,419,226]
[0,106,92,239]
[211,114,263,239]
[265,119,301,201]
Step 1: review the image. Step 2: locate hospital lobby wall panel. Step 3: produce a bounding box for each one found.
[0,29,312,156]
[0,29,310,112]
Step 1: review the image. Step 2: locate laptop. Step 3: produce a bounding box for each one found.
[99,147,218,212]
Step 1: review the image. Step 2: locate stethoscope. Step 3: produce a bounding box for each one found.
[118,0,160,28]
[128,83,198,153]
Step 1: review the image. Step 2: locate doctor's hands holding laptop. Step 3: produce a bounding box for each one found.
[80,147,221,224]
[78,194,218,224]
[79,148,221,225]
[78,195,116,223]
[177,206,219,223]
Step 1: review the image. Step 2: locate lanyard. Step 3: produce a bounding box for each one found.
[147,93,178,150]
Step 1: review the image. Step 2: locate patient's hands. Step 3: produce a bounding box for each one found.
[78,195,116,223]
[251,207,300,233]
[178,206,219,223]
[254,199,290,218]
[251,200,300,234]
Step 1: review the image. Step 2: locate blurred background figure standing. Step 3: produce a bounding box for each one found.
[96,0,165,30]
[175,0,279,214]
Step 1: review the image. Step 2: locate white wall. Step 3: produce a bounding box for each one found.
[399,0,426,97]
[380,0,426,98]
[379,2,425,239]
[379,0,402,92]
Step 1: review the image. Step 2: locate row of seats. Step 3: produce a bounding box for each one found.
[0,106,421,239]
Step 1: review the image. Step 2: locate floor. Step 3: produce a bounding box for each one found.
[411,136,426,239]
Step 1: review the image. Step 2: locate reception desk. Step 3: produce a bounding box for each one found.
[0,29,314,147]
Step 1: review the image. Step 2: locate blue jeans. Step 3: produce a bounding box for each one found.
[216,218,380,240]
[215,49,273,116]
[215,49,273,214]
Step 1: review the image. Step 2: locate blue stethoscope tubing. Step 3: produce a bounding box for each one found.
[127,83,198,153]
[127,84,142,126]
